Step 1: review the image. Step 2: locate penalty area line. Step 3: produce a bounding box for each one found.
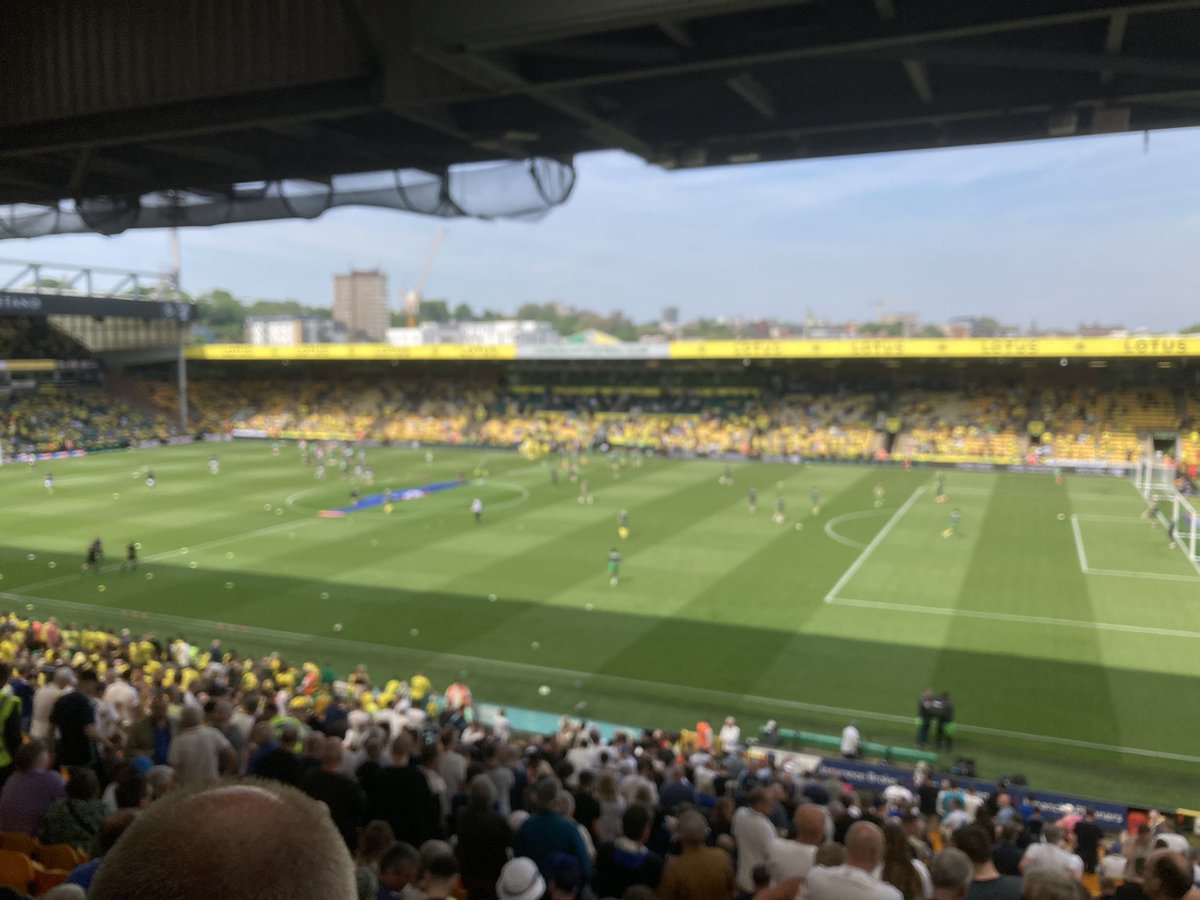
[827,595,1200,640]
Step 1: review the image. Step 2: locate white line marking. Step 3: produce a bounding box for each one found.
[1068,494,1150,502]
[1071,515,1090,573]
[823,510,886,549]
[285,487,324,509]
[824,487,924,602]
[828,595,1200,639]
[1072,515,1200,582]
[483,480,532,512]
[1084,567,1200,583]
[4,588,1198,763]
[1075,514,1158,524]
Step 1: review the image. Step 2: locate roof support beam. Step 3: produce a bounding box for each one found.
[145,142,262,172]
[726,72,777,119]
[417,48,654,158]
[902,59,935,105]
[865,43,1200,83]
[660,85,1200,151]
[659,20,694,47]
[410,0,802,51]
[1101,11,1129,84]
[452,1,1200,97]
[343,0,525,156]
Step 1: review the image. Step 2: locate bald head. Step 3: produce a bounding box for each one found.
[90,782,356,900]
[794,804,827,845]
[1145,850,1194,900]
[845,821,885,870]
[303,731,326,756]
[678,810,709,846]
[322,739,344,771]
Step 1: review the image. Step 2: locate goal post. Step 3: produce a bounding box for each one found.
[1134,458,1199,561]
[1135,458,1177,501]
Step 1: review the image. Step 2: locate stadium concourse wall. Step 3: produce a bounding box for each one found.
[184,334,1199,362]
[0,433,227,465]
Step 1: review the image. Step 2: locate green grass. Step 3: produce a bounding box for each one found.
[2,442,1198,808]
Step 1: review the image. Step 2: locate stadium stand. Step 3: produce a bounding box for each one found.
[6,369,1199,473]
[0,613,1185,899]
[3,388,173,454]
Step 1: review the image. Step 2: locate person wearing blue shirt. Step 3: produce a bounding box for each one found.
[514,777,592,881]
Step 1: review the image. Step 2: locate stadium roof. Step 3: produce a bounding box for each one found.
[4,1,1200,232]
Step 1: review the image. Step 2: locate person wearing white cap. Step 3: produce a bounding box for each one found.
[497,857,546,900]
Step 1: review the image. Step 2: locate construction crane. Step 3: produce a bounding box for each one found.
[404,227,447,327]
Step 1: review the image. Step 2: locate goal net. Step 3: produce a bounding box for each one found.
[1135,459,1200,561]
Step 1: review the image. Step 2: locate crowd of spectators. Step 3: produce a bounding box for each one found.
[2,388,173,454]
[0,612,1193,899]
[3,374,1188,465]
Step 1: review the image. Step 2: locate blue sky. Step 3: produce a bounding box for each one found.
[12,127,1200,331]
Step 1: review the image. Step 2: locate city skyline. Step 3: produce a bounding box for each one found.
[11,126,1200,332]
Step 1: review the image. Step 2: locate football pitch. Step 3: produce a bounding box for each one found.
[2,441,1198,807]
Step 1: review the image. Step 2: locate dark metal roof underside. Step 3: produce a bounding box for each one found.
[2,0,1200,206]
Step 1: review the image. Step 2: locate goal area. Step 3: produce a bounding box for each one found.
[1135,459,1200,562]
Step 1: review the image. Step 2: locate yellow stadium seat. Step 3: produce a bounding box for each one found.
[33,842,86,870]
[0,833,35,855]
[0,849,35,892]
[33,864,70,895]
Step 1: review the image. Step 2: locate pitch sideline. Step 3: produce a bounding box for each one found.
[1,587,1196,765]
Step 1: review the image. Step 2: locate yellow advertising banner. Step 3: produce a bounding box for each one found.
[185,343,517,361]
[0,359,58,371]
[666,336,1196,359]
[187,336,1197,362]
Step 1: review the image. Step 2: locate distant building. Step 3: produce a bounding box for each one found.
[385,319,559,346]
[1077,322,1128,337]
[245,315,346,345]
[333,270,388,341]
[566,328,621,346]
[660,306,680,336]
[456,320,558,345]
